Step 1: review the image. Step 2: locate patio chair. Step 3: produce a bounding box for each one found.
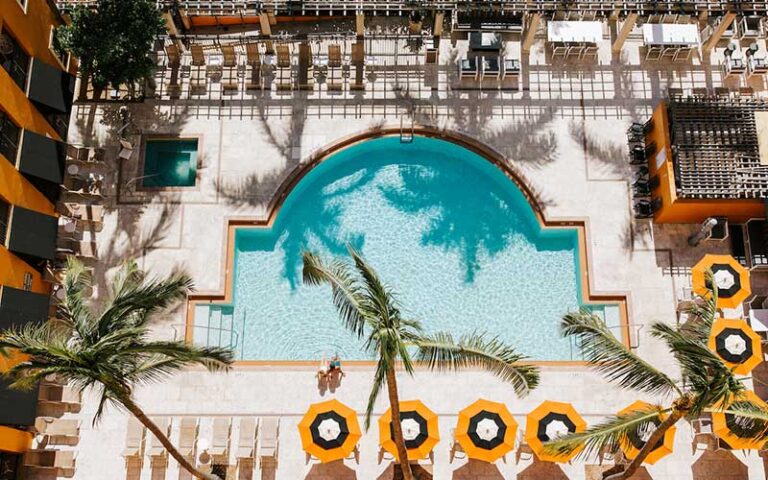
[552,43,569,60]
[236,417,258,460]
[482,56,500,78]
[502,58,520,79]
[221,45,237,67]
[191,44,206,66]
[35,418,81,445]
[692,415,717,452]
[148,417,171,459]
[190,78,208,96]
[514,431,534,463]
[645,46,663,61]
[179,418,198,457]
[459,57,478,79]
[674,46,693,61]
[258,417,279,465]
[211,417,232,458]
[122,418,145,458]
[582,44,599,60]
[661,46,678,61]
[24,450,77,475]
[633,198,662,219]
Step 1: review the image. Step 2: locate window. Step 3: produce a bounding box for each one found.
[0,451,20,480]
[0,28,29,91]
[0,110,21,163]
[0,197,9,247]
[49,27,69,69]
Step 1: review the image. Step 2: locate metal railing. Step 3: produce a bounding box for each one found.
[56,0,768,15]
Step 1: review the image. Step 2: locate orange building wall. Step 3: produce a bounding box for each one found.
[647,102,766,224]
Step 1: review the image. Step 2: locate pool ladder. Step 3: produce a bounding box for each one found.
[400,116,414,143]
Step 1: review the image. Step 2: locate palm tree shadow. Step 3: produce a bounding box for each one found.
[305,460,357,479]
[379,162,539,283]
[376,463,432,480]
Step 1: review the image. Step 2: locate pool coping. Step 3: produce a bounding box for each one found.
[136,134,205,191]
[186,125,633,367]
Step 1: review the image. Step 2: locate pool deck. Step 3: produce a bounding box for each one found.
[56,32,768,480]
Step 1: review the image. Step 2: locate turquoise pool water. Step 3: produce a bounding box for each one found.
[194,137,617,360]
[143,139,198,187]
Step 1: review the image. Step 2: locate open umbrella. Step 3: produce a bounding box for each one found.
[525,400,586,463]
[298,399,361,463]
[455,399,517,463]
[712,390,768,450]
[617,401,676,465]
[708,318,763,375]
[379,400,439,461]
[692,254,751,309]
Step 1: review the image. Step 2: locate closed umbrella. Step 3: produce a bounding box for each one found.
[708,318,763,375]
[379,400,439,461]
[692,254,750,309]
[617,401,675,465]
[525,401,586,463]
[455,399,517,462]
[298,399,361,463]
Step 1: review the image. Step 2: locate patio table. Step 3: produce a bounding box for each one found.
[547,21,602,43]
[642,23,700,46]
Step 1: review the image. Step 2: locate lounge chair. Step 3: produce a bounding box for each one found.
[276,44,291,68]
[24,450,76,475]
[448,428,466,462]
[36,418,81,445]
[258,417,279,465]
[148,417,171,459]
[211,417,232,458]
[221,45,237,67]
[56,239,98,260]
[178,418,198,457]
[328,44,342,68]
[236,417,257,460]
[122,418,145,458]
[38,384,81,411]
[191,44,206,66]
[166,44,181,68]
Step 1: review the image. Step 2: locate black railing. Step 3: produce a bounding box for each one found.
[0,200,10,246]
[0,111,20,164]
[0,31,30,92]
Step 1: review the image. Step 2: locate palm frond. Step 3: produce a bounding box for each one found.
[650,322,740,414]
[365,360,389,430]
[544,405,671,460]
[716,401,768,443]
[562,311,680,397]
[348,247,403,330]
[95,270,193,336]
[413,331,539,397]
[302,251,371,338]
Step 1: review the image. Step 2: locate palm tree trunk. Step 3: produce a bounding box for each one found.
[121,397,220,480]
[386,367,414,480]
[604,409,684,480]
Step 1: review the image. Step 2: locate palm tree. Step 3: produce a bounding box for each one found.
[544,282,768,479]
[302,247,540,480]
[0,257,233,480]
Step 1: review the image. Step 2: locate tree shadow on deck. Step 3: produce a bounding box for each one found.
[305,460,357,480]
[451,459,504,479]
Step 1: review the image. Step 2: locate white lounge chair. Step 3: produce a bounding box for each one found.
[236,417,258,460]
[122,418,145,458]
[148,417,171,459]
[210,417,231,457]
[178,418,198,457]
[258,417,279,465]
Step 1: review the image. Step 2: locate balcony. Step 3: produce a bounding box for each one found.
[0,30,30,91]
[27,57,75,115]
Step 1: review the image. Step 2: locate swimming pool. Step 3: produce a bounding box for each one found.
[192,136,620,361]
[142,139,198,188]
